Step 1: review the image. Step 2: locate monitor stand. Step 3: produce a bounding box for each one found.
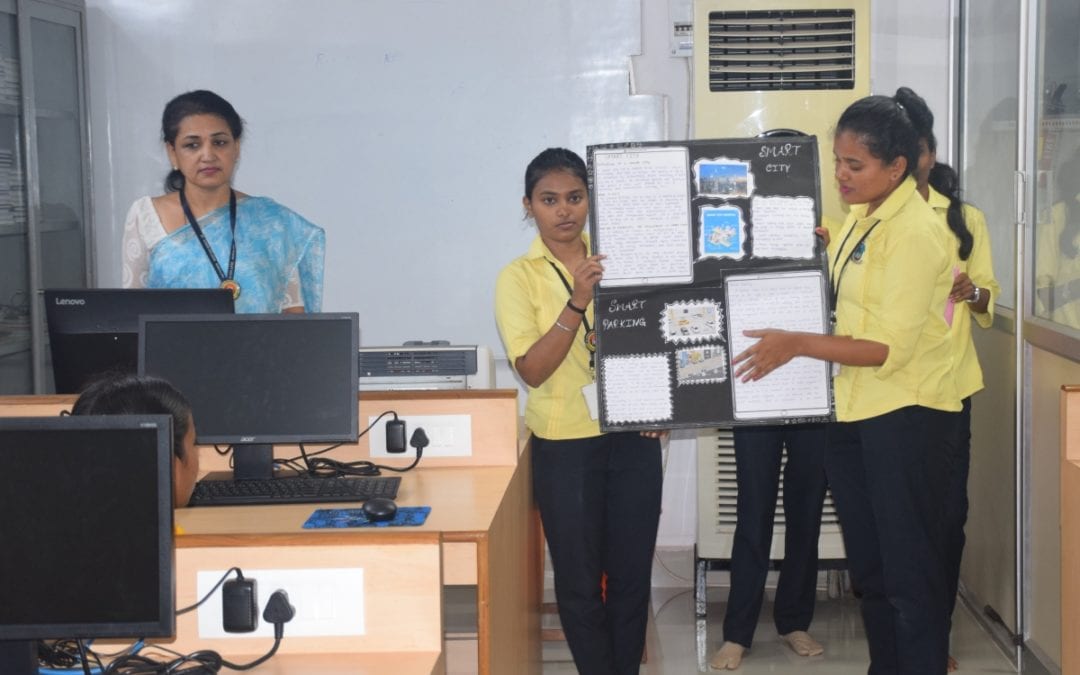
[231,443,275,481]
[198,443,309,483]
[0,640,38,675]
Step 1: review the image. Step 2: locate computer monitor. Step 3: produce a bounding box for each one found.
[0,415,175,675]
[44,288,235,394]
[138,313,359,481]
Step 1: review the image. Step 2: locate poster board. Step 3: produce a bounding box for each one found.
[587,137,833,430]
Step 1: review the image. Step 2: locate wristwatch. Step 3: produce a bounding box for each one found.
[966,286,981,304]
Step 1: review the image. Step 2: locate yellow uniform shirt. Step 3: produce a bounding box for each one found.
[927,188,1000,399]
[495,234,600,440]
[829,176,961,421]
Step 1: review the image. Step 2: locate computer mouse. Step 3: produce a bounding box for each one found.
[362,497,398,522]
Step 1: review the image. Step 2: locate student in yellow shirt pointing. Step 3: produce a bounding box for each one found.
[732,94,960,675]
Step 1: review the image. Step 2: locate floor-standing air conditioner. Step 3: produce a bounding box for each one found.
[691,0,869,615]
[692,0,871,225]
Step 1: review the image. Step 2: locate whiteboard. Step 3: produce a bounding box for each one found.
[84,0,665,356]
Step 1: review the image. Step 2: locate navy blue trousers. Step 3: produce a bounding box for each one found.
[943,397,972,632]
[826,406,953,675]
[532,432,663,675]
[722,423,828,647]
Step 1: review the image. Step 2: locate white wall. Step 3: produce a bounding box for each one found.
[84,0,953,549]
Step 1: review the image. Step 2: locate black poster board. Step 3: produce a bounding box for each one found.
[587,136,834,431]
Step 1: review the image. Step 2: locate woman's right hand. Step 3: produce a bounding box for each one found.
[570,254,606,308]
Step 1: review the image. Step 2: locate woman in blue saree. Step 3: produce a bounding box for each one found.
[122,90,324,313]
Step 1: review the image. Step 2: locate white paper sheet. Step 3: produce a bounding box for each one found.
[601,353,673,424]
[592,147,693,287]
[725,270,831,420]
[750,195,817,259]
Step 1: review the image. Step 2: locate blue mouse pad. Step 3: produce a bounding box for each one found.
[302,506,431,529]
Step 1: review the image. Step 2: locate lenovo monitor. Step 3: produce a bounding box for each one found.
[0,415,175,675]
[45,288,235,394]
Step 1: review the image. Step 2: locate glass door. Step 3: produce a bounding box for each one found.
[957,0,1022,661]
[962,0,1080,668]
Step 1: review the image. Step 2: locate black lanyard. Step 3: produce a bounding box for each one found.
[547,260,595,370]
[829,219,881,323]
[178,188,238,297]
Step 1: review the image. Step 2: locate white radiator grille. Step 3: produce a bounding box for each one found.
[705,9,858,92]
[696,427,845,560]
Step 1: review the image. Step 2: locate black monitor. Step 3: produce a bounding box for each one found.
[44,288,235,394]
[0,415,175,675]
[138,313,359,481]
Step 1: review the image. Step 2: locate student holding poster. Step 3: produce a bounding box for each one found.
[494,148,666,675]
[731,95,960,675]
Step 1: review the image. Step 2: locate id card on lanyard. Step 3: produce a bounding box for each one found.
[547,260,597,372]
[829,219,881,376]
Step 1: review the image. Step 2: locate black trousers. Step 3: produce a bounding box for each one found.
[943,397,972,631]
[825,406,953,675]
[532,432,663,675]
[722,423,828,648]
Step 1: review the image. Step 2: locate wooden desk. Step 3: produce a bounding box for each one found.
[171,531,444,674]
[0,390,540,675]
[176,462,539,674]
[1062,386,1080,675]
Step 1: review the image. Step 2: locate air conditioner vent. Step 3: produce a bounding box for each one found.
[706,9,857,92]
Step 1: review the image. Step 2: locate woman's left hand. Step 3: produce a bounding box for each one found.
[950,272,975,303]
[639,429,669,440]
[732,329,799,382]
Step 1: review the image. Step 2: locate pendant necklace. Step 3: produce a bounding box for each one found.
[178,187,240,300]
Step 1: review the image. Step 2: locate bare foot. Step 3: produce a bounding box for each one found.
[708,641,746,670]
[948,654,959,671]
[780,630,824,657]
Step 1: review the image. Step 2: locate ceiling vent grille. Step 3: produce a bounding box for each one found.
[706,9,857,92]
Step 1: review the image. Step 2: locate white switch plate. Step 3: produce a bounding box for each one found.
[368,414,473,458]
[669,0,693,57]
[196,568,364,638]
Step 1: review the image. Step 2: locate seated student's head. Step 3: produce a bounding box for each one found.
[72,373,199,508]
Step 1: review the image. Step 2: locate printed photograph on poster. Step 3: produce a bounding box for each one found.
[661,300,724,344]
[725,270,831,420]
[699,205,746,260]
[601,353,673,425]
[675,345,728,386]
[591,146,694,287]
[750,195,818,259]
[693,157,756,199]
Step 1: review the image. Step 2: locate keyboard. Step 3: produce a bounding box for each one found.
[188,475,401,507]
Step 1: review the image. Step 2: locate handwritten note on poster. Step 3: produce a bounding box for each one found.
[750,196,817,259]
[592,147,693,287]
[601,354,673,424]
[725,270,831,420]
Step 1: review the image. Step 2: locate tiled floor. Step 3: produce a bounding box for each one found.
[541,584,1031,674]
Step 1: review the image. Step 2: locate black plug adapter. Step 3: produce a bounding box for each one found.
[263,589,296,639]
[409,427,430,453]
[222,577,258,633]
[386,419,407,453]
